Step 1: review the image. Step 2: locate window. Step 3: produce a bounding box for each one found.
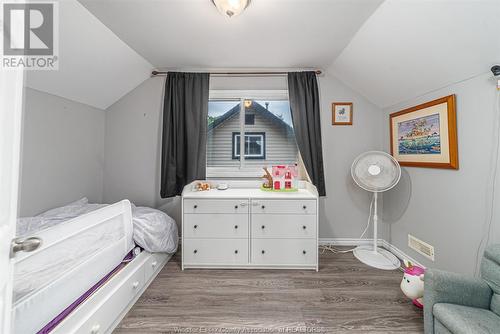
[232,132,266,159]
[206,90,298,177]
[245,114,255,125]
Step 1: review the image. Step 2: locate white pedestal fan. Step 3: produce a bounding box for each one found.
[351,151,401,270]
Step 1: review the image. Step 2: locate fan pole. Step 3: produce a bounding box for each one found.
[373,192,378,252]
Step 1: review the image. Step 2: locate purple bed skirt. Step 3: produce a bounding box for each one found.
[36,251,135,334]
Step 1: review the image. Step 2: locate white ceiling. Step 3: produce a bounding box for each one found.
[330,0,500,108]
[78,0,383,70]
[25,0,153,110]
[27,0,500,110]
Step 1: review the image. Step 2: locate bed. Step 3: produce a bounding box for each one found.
[13,199,178,334]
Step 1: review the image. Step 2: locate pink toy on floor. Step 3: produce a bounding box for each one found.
[400,260,425,309]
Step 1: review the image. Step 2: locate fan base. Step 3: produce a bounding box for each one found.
[353,245,400,270]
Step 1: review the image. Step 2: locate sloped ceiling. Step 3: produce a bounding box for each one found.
[25,0,153,110]
[330,0,500,108]
[78,0,383,69]
[26,0,499,110]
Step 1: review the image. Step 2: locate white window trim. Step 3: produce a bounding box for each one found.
[233,134,265,158]
[207,90,290,178]
[209,90,288,100]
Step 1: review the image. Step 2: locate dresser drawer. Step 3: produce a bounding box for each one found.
[251,199,316,214]
[252,215,316,238]
[184,239,249,265]
[184,199,249,214]
[184,214,248,238]
[251,239,317,265]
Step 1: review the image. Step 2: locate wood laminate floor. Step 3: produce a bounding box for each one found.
[114,250,424,334]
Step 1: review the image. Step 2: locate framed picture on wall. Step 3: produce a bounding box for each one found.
[390,94,458,169]
[332,102,353,125]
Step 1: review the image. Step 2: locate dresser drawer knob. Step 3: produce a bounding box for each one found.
[193,205,198,209]
[302,225,307,230]
[194,225,198,229]
[91,324,101,334]
[303,205,307,209]
[235,205,238,209]
[194,249,198,254]
[261,250,265,254]
[234,250,238,254]
[261,205,265,209]
[132,281,139,289]
[261,225,265,229]
[303,250,307,255]
[234,225,238,229]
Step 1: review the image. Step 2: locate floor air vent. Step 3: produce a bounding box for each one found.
[408,234,435,261]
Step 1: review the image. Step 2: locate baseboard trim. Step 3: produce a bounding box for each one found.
[380,240,425,269]
[318,238,380,247]
[319,238,425,269]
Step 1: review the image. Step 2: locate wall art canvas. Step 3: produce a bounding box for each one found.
[390,95,458,169]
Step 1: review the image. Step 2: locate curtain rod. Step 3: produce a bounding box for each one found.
[151,69,322,77]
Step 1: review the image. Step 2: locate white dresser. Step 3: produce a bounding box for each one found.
[181,181,319,270]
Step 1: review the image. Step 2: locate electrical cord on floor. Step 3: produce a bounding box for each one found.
[320,195,374,254]
[474,89,500,276]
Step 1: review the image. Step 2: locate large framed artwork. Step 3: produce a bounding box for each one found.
[390,95,458,169]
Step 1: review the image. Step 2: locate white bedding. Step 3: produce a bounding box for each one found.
[131,205,179,253]
[17,198,179,253]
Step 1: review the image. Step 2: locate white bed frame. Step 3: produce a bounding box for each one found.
[13,200,172,334]
[52,251,170,334]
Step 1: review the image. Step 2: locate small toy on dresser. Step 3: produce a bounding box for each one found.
[261,165,299,192]
[261,167,273,189]
[400,260,425,309]
[195,182,211,191]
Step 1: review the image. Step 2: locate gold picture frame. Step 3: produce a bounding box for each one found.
[389,95,458,169]
[332,102,353,125]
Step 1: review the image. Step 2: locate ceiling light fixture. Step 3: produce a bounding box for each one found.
[211,0,250,18]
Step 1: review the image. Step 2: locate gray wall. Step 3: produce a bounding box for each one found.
[318,73,385,239]
[103,74,384,238]
[19,88,105,217]
[103,77,165,208]
[382,73,500,275]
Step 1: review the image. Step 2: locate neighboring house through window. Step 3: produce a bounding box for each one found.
[206,90,298,177]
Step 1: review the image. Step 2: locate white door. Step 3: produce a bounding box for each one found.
[0,67,24,333]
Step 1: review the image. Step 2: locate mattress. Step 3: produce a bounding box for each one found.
[13,200,134,334]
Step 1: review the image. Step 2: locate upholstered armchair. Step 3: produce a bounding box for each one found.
[424,244,500,334]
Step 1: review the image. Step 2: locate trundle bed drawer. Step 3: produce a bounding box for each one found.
[184,214,248,238]
[183,239,249,265]
[251,214,316,238]
[251,199,316,215]
[251,239,317,266]
[72,263,145,334]
[184,199,249,214]
[144,253,166,280]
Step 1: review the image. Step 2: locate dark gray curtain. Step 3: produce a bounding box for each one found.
[160,72,210,198]
[288,71,326,196]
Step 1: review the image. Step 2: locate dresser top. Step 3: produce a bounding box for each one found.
[182,181,318,199]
